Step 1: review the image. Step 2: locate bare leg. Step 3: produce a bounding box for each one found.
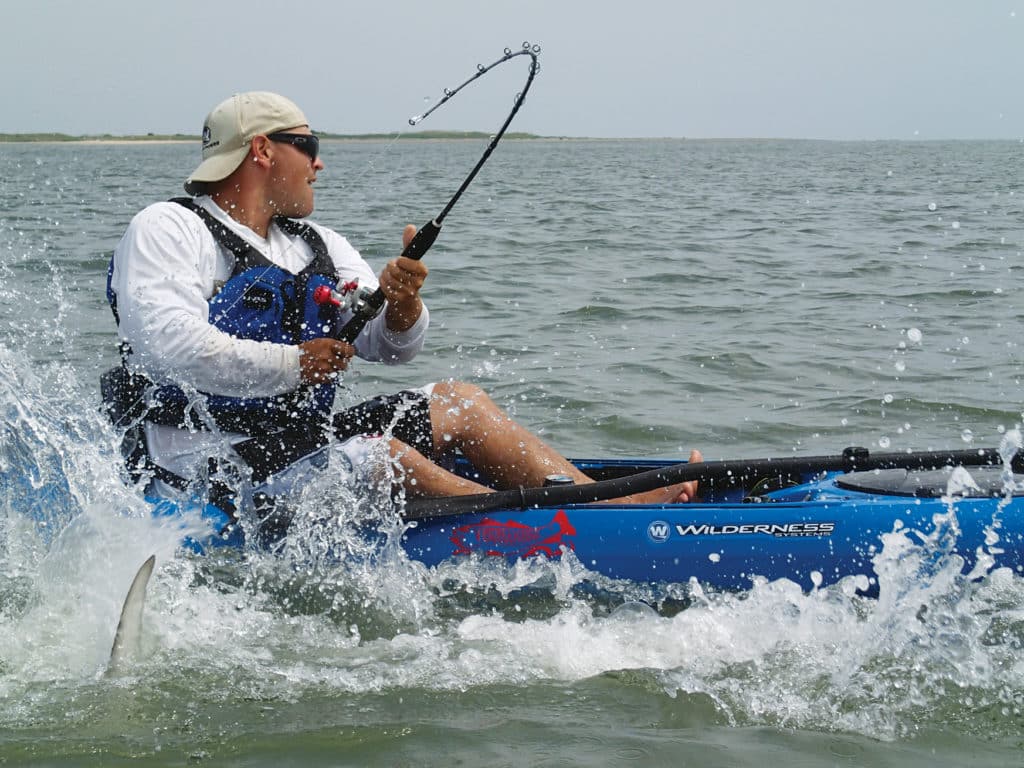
[388,438,493,497]
[395,380,700,503]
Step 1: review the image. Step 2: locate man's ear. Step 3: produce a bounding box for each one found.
[250,135,273,168]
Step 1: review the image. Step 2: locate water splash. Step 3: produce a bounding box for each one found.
[0,243,1020,747]
[430,512,1024,742]
[1,343,1023,742]
[0,342,207,683]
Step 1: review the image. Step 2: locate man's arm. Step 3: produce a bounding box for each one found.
[112,203,303,397]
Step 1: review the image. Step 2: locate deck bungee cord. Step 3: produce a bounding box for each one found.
[327,42,542,341]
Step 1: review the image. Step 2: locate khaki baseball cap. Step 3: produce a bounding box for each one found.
[184,91,308,194]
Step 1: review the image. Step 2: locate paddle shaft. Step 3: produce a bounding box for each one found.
[402,446,1019,521]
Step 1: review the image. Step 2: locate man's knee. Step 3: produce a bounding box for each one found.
[431,379,487,405]
[428,381,497,442]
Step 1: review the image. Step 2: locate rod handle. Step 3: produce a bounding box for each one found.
[401,219,442,261]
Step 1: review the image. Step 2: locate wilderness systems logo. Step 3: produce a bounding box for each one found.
[647,520,836,542]
[647,520,672,543]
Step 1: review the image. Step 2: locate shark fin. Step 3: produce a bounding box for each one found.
[106,554,156,676]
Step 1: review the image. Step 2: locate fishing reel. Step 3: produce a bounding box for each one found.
[312,279,385,324]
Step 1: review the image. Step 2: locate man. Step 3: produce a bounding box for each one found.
[104,91,699,520]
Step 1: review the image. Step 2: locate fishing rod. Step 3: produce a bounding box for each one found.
[323,43,542,342]
[403,446,1024,521]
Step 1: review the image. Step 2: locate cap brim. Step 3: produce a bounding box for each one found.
[183,145,250,195]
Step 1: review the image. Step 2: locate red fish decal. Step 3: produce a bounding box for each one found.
[450,510,577,558]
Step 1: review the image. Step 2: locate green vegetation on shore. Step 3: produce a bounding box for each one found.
[0,130,546,143]
[0,132,197,142]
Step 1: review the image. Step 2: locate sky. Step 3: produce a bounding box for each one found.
[2,1,1022,140]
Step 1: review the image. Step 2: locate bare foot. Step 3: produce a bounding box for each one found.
[669,449,702,502]
[608,449,703,505]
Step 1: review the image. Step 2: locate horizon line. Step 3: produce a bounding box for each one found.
[1,131,1020,144]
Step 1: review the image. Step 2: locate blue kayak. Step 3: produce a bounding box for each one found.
[163,447,1024,595]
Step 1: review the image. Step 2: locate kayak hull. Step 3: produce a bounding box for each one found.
[158,457,1024,595]
[401,487,1022,594]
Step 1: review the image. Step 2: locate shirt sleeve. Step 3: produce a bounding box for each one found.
[111,202,302,397]
[312,224,430,364]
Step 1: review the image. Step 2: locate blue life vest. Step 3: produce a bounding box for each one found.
[105,198,346,435]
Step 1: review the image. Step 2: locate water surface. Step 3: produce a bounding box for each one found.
[1,138,1022,765]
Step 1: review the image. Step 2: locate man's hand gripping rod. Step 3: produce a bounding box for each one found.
[320,221,442,343]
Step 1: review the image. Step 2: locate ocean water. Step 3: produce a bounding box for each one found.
[1,137,1023,765]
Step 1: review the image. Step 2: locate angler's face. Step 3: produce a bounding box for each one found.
[267,126,323,218]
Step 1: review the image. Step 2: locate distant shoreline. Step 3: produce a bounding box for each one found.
[0,133,196,144]
[0,130,550,144]
[0,132,1012,144]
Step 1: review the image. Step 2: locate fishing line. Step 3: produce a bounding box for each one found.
[407,43,541,229]
[333,42,542,341]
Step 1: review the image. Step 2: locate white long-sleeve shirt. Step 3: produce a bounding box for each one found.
[110,196,429,478]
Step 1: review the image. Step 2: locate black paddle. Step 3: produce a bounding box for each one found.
[402,446,1021,521]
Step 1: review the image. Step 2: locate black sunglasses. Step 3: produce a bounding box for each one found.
[267,132,319,162]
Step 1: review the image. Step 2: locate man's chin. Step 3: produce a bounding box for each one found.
[287,201,315,219]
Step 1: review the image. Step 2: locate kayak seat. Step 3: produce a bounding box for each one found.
[835,466,1024,498]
